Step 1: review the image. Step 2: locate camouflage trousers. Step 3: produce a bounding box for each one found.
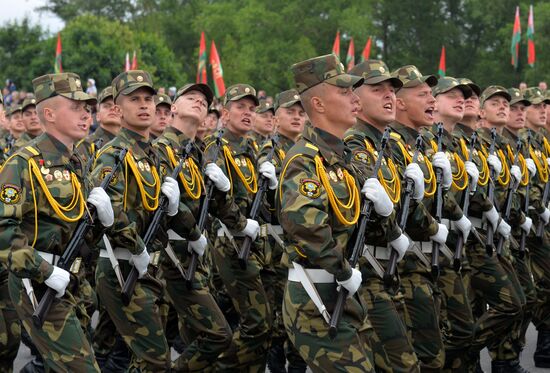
[92,301,119,356]
[398,251,445,372]
[0,270,20,373]
[359,256,419,373]
[8,273,100,372]
[529,230,550,332]
[212,235,272,372]
[159,242,233,372]
[283,278,375,372]
[95,257,170,372]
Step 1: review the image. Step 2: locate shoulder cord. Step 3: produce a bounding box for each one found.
[166,145,203,200]
[507,144,528,187]
[123,150,160,212]
[529,144,549,183]
[222,145,258,195]
[363,139,401,203]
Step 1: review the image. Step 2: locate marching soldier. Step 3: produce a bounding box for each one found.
[279,54,377,372]
[250,99,275,153]
[3,104,25,159]
[151,92,173,139]
[13,96,43,151]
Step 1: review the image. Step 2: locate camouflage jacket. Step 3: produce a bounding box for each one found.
[75,126,117,172]
[518,126,549,215]
[0,133,102,281]
[11,133,36,154]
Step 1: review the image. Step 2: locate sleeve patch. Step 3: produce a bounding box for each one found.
[0,184,21,204]
[299,178,321,199]
[100,167,118,186]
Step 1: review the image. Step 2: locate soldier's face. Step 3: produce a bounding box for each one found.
[464,92,480,119]
[116,88,155,131]
[254,111,274,136]
[204,112,219,131]
[318,84,361,129]
[435,88,465,123]
[223,97,257,136]
[9,112,25,134]
[355,81,396,126]
[276,104,306,139]
[152,105,172,135]
[396,83,435,128]
[22,107,42,133]
[546,104,550,127]
[45,97,91,143]
[480,96,509,126]
[526,103,547,128]
[173,91,208,124]
[507,103,527,130]
[97,98,121,127]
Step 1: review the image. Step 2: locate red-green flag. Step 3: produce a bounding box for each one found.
[131,50,138,70]
[332,30,340,57]
[438,46,446,77]
[527,5,535,67]
[54,33,62,73]
[511,6,521,69]
[346,37,355,71]
[124,52,130,72]
[197,31,207,84]
[360,37,372,62]
[210,40,225,98]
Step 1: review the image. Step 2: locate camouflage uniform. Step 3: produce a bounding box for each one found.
[278,54,375,372]
[91,71,170,372]
[0,73,101,372]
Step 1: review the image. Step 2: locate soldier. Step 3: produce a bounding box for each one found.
[458,78,481,130]
[345,59,420,372]
[154,82,235,371]
[151,92,173,139]
[251,99,275,152]
[205,83,272,371]
[13,96,43,150]
[3,105,25,158]
[0,72,113,372]
[91,70,173,372]
[279,53,378,372]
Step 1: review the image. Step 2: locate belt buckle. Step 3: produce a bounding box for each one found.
[69,257,81,274]
[150,251,161,267]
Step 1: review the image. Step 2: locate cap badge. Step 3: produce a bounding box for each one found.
[379,67,385,73]
[244,87,250,93]
[137,75,144,82]
[75,79,81,88]
[293,95,299,100]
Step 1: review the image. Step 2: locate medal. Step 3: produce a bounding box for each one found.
[45,174,53,182]
[235,158,242,167]
[329,170,338,182]
[63,170,71,181]
[336,168,344,180]
[241,157,247,167]
[40,166,50,175]
[138,161,145,171]
[54,170,63,181]
[144,162,151,172]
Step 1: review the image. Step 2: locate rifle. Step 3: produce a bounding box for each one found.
[237,134,279,269]
[536,173,550,239]
[329,128,390,339]
[83,138,104,177]
[32,148,128,328]
[519,130,532,259]
[384,134,422,287]
[495,138,522,257]
[431,123,444,279]
[121,141,194,306]
[485,128,497,256]
[185,130,224,288]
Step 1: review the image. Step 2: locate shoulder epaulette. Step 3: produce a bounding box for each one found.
[302,142,319,158]
[390,132,402,142]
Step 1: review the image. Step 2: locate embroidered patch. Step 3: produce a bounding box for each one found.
[0,184,21,204]
[100,167,118,186]
[354,151,371,164]
[299,178,321,199]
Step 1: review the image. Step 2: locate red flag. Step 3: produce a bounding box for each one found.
[54,33,62,73]
[527,5,535,67]
[346,37,355,71]
[131,50,138,70]
[511,6,521,69]
[124,52,130,72]
[210,40,225,97]
[197,32,208,84]
[438,46,446,77]
[361,37,372,62]
[332,30,340,57]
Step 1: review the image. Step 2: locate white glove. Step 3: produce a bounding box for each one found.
[510,165,522,186]
[546,157,550,168]
[205,163,230,192]
[87,187,114,227]
[464,161,479,191]
[241,219,260,240]
[520,216,533,234]
[336,268,362,297]
[361,178,393,217]
[161,177,180,216]
[44,266,70,298]
[130,249,150,279]
[404,163,425,200]
[430,223,449,244]
[454,215,472,241]
[389,234,410,262]
[540,208,550,225]
[432,152,452,189]
[259,161,278,190]
[497,220,511,239]
[188,234,208,257]
[487,154,502,175]
[525,158,537,178]
[483,206,500,230]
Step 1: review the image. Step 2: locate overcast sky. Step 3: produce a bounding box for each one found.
[0,0,64,34]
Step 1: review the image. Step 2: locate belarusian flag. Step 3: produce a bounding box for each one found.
[527,5,535,67]
[197,32,207,84]
[511,6,521,69]
[438,46,446,77]
[131,50,138,70]
[332,31,340,57]
[124,52,130,72]
[210,40,225,97]
[54,33,62,73]
[346,37,355,71]
[360,37,372,62]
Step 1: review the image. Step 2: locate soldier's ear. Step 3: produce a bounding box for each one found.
[113,105,122,117]
[479,108,486,120]
[171,104,177,116]
[310,96,325,114]
[396,97,406,111]
[43,106,56,124]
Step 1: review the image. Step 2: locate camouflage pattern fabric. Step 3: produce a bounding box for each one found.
[32,72,96,105]
[0,268,20,373]
[111,70,156,101]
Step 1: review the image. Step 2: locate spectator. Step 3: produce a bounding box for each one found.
[168,86,177,101]
[157,86,166,95]
[539,81,548,91]
[86,78,97,97]
[519,82,528,91]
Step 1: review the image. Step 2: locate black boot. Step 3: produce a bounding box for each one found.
[491,359,530,373]
[102,335,131,373]
[267,342,286,373]
[535,329,550,368]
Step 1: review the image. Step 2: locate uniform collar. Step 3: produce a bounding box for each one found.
[157,126,191,151]
[302,124,351,165]
[118,127,152,159]
[223,128,253,154]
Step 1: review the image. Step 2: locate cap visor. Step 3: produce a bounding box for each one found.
[177,84,214,106]
[279,99,302,109]
[231,93,259,106]
[365,75,403,89]
[59,91,97,106]
[421,75,438,88]
[468,84,481,97]
[511,99,531,106]
[120,84,157,97]
[325,74,364,90]
[457,84,473,99]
